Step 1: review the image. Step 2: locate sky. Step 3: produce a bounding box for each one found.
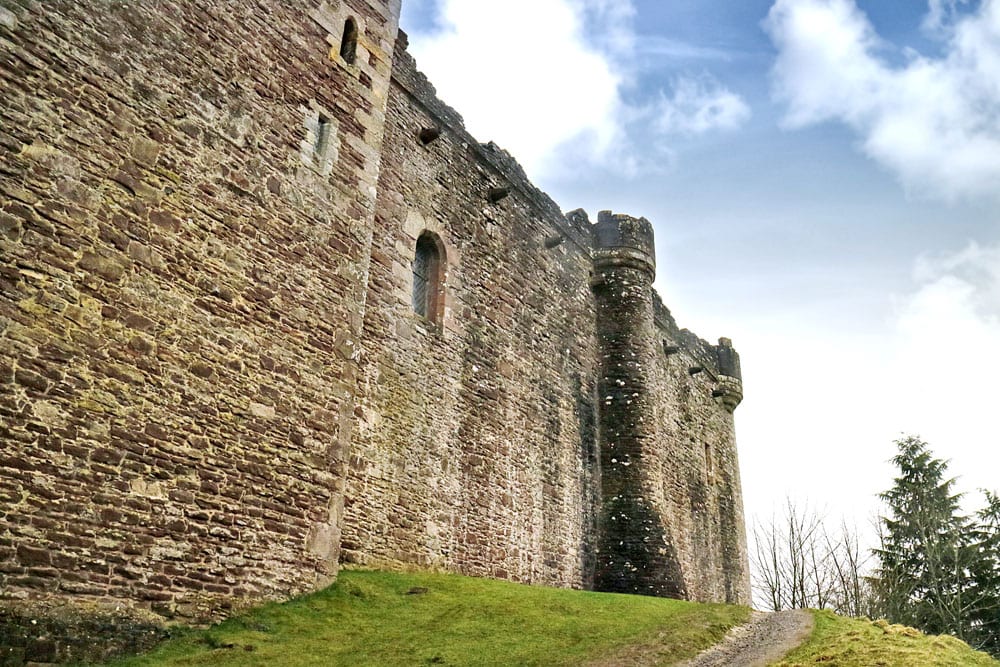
[397,0,1000,541]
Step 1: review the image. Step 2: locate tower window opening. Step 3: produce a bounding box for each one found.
[315,114,332,157]
[340,17,358,64]
[412,232,443,323]
[705,442,715,482]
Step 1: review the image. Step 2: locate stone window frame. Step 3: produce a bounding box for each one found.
[300,103,339,176]
[309,3,367,77]
[340,17,359,65]
[412,231,446,327]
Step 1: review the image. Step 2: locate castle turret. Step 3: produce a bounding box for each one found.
[713,337,743,413]
[591,212,686,598]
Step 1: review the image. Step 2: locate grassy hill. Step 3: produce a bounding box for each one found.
[776,610,998,667]
[108,570,748,666]
[107,570,999,666]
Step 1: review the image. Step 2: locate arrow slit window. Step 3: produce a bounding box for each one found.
[412,232,444,324]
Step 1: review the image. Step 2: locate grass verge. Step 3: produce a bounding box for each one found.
[106,569,749,667]
[772,609,1000,667]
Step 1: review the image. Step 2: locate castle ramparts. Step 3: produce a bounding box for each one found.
[0,1,748,662]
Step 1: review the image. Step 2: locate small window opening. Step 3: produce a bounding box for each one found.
[705,443,715,482]
[413,232,443,323]
[315,115,332,158]
[340,17,358,64]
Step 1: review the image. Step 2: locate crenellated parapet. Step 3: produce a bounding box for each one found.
[651,293,744,415]
[713,337,743,412]
[591,210,657,282]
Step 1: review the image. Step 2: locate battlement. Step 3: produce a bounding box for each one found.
[591,211,657,280]
[716,337,742,379]
[389,32,594,253]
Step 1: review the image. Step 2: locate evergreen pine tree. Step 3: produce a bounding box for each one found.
[874,436,974,640]
[969,491,1000,656]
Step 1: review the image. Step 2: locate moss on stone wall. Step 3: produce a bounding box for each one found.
[0,601,167,665]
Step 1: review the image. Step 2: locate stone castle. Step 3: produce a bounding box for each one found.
[0,0,749,659]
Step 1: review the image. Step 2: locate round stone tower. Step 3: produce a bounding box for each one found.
[590,211,686,598]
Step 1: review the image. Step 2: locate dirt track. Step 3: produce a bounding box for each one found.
[587,609,814,667]
[677,610,814,667]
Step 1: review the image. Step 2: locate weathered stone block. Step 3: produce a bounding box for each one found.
[78,252,126,282]
[16,545,51,568]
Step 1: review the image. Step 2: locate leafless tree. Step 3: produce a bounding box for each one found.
[826,520,879,618]
[751,499,877,616]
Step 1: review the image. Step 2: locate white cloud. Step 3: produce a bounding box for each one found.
[569,0,637,59]
[407,0,625,178]
[924,0,971,33]
[887,242,1000,499]
[655,76,751,134]
[683,239,1000,545]
[405,0,750,180]
[639,37,735,62]
[765,0,1000,201]
[912,241,1000,316]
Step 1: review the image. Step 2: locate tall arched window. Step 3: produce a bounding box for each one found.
[413,232,443,323]
[340,17,358,65]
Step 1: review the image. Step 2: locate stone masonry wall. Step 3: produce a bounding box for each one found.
[341,34,749,602]
[645,295,750,604]
[0,0,399,625]
[1,3,750,659]
[341,36,601,588]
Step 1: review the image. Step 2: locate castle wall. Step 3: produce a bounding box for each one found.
[341,36,749,603]
[645,298,751,604]
[1,3,750,659]
[0,0,398,626]
[341,39,601,588]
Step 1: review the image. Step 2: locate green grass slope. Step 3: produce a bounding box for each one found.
[773,610,1000,667]
[108,570,749,667]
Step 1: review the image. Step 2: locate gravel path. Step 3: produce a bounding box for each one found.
[587,609,813,667]
[677,610,814,667]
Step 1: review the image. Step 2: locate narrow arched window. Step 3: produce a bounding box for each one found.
[413,232,443,323]
[340,18,358,65]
